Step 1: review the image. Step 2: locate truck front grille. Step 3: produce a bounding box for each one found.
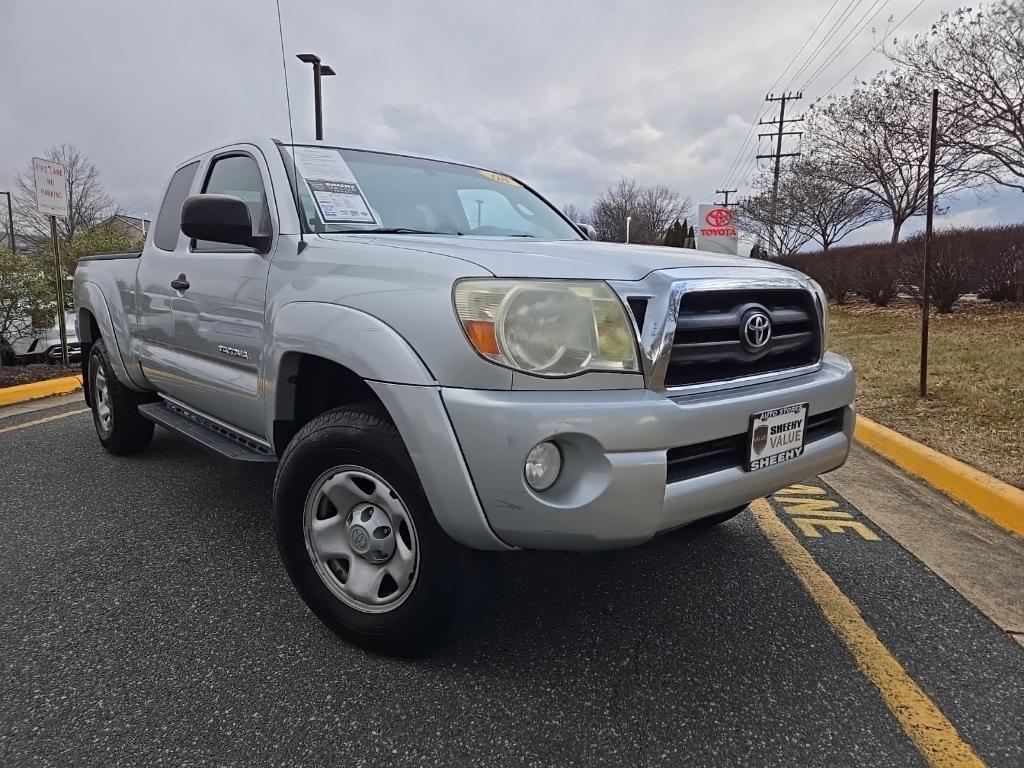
[664,289,820,387]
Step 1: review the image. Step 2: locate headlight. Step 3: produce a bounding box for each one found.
[808,279,829,352]
[453,279,640,377]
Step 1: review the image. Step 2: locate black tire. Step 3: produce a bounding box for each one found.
[274,404,464,657]
[694,504,749,528]
[87,338,155,455]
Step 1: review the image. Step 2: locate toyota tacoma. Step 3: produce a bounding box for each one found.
[73,139,855,655]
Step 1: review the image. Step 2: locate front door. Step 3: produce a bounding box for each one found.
[141,147,276,438]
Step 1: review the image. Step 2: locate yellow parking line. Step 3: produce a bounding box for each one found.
[751,499,985,768]
[0,408,90,435]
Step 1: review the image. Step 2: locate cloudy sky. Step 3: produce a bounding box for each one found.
[3,0,1019,246]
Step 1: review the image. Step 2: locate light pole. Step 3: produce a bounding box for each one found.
[0,191,15,254]
[625,215,631,244]
[296,53,336,140]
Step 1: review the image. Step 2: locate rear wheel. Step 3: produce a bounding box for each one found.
[88,339,154,455]
[274,404,465,657]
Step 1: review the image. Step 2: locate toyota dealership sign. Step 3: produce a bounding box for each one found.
[696,204,739,255]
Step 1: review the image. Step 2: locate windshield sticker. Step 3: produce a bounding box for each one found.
[293,147,356,182]
[293,147,378,224]
[306,180,376,224]
[478,169,521,187]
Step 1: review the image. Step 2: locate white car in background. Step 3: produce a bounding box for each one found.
[3,311,80,364]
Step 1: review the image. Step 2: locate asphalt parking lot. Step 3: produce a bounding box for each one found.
[2,398,1022,767]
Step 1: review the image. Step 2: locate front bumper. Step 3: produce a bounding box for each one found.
[442,353,855,550]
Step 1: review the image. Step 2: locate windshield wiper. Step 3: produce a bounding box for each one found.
[341,227,464,236]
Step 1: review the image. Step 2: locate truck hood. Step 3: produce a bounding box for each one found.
[318,234,792,281]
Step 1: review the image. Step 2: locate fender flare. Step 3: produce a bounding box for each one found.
[75,281,147,391]
[265,301,436,432]
[265,301,513,550]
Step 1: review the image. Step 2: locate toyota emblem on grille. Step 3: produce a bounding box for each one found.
[741,310,772,352]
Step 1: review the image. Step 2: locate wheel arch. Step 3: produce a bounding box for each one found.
[73,281,145,393]
[266,302,436,456]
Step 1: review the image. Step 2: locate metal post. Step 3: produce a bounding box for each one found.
[50,215,69,366]
[920,88,939,399]
[625,215,631,244]
[312,60,323,140]
[298,54,335,141]
[1,192,14,254]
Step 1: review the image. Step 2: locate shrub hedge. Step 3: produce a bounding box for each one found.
[777,224,1024,312]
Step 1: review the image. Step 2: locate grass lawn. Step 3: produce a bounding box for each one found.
[829,298,1024,489]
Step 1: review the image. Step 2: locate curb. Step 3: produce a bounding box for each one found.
[854,415,1024,538]
[0,375,82,407]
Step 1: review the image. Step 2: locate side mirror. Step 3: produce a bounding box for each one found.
[576,223,597,240]
[180,194,270,252]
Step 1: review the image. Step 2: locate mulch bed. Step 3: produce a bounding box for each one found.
[0,363,81,389]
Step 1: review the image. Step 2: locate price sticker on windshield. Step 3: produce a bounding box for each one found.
[293,147,378,224]
[478,169,521,186]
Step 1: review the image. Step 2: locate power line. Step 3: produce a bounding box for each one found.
[815,0,931,100]
[715,189,738,206]
[796,0,893,93]
[766,0,843,100]
[721,104,776,189]
[716,0,843,193]
[782,0,867,92]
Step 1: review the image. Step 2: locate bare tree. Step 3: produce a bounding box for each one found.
[805,73,994,243]
[736,171,813,257]
[14,144,114,246]
[561,203,587,223]
[890,1,1024,192]
[786,155,886,251]
[590,177,691,243]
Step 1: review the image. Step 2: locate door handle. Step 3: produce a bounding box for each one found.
[171,274,190,291]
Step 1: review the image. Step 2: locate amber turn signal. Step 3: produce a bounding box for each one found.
[462,319,500,356]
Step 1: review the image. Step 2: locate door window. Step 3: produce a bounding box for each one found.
[194,154,271,251]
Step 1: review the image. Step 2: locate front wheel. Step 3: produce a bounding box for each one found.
[273,404,464,656]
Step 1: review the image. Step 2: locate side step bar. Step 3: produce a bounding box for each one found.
[137,401,277,463]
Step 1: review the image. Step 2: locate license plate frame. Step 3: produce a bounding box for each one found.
[746,402,809,472]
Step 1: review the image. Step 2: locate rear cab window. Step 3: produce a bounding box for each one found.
[153,162,200,251]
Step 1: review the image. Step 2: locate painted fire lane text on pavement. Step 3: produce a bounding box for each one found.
[772,481,879,541]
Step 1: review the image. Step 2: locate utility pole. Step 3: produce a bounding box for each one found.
[756,92,803,256]
[920,88,939,399]
[0,191,14,254]
[715,189,737,207]
[296,53,336,140]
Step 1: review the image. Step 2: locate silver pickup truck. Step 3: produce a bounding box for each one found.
[74,138,855,654]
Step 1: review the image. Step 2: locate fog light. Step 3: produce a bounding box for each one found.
[524,441,561,491]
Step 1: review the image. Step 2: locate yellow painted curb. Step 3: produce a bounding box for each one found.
[0,375,82,407]
[855,415,1024,538]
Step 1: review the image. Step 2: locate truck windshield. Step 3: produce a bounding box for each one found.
[280,145,581,240]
